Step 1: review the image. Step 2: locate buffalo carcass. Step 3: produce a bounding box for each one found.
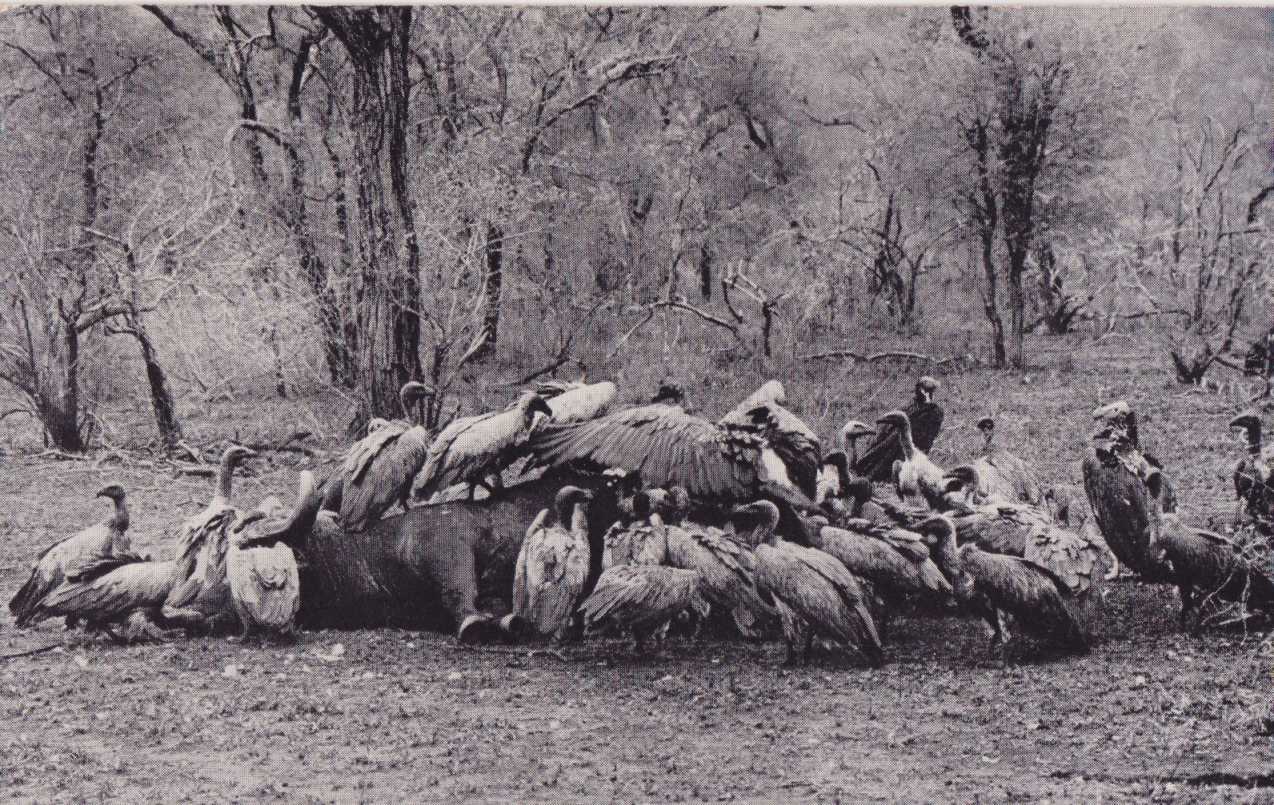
[288,469,628,642]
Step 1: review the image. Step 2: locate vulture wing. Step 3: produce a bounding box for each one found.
[9,522,117,624]
[528,403,762,500]
[340,426,431,531]
[539,381,618,424]
[664,524,775,636]
[416,407,532,499]
[343,420,410,482]
[37,559,177,623]
[579,564,701,632]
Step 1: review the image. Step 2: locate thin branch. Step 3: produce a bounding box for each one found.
[801,349,954,365]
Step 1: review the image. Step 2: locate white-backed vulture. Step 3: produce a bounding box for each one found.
[9,483,133,628]
[718,381,824,498]
[809,522,953,618]
[535,379,618,424]
[513,485,593,640]
[601,490,670,569]
[1154,515,1274,630]
[739,501,883,667]
[875,410,945,506]
[414,391,554,502]
[854,377,944,482]
[972,416,1044,506]
[336,382,435,531]
[578,563,708,650]
[914,515,1088,653]
[226,478,311,639]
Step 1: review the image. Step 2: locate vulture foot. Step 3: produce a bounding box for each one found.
[109,611,181,644]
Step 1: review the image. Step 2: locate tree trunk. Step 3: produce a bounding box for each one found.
[698,242,712,302]
[317,7,423,416]
[470,223,504,364]
[47,322,86,452]
[126,316,183,451]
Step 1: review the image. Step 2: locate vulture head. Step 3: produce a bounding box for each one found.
[876,410,912,434]
[912,513,958,548]
[1229,412,1263,451]
[729,500,781,547]
[840,419,875,446]
[516,393,555,427]
[221,444,258,469]
[553,485,594,523]
[1091,400,1134,444]
[398,381,435,421]
[95,483,127,502]
[914,376,941,404]
[650,383,685,405]
[366,417,393,436]
[602,467,643,499]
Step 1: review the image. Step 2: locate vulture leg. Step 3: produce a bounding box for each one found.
[111,611,180,644]
[802,631,815,666]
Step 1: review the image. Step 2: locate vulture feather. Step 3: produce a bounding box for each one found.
[1155,514,1274,629]
[972,417,1044,506]
[854,377,944,482]
[512,486,593,639]
[337,382,434,531]
[579,564,708,648]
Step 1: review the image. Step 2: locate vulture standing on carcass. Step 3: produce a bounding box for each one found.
[913,515,1089,654]
[1153,515,1274,631]
[653,486,778,640]
[875,410,946,506]
[513,485,593,640]
[330,381,435,530]
[853,376,944,482]
[972,417,1045,506]
[413,391,555,502]
[941,466,1106,604]
[225,477,311,640]
[1229,413,1274,522]
[526,383,823,545]
[1082,402,1174,581]
[162,444,257,628]
[738,501,883,667]
[806,518,952,639]
[9,483,134,628]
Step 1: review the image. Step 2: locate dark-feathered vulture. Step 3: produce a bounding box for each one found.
[853,376,944,482]
[578,563,708,650]
[972,417,1044,506]
[337,382,435,531]
[1154,515,1274,630]
[1229,413,1274,522]
[739,501,883,667]
[513,485,593,640]
[414,391,554,502]
[601,490,670,569]
[914,515,1088,653]
[1082,404,1174,582]
[9,483,132,628]
[1090,401,1177,513]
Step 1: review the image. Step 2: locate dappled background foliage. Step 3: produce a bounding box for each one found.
[1,6,1272,450]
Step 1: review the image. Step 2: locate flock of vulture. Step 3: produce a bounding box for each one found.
[7,375,1274,666]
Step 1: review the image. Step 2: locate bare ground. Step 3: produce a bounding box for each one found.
[1,335,1273,802]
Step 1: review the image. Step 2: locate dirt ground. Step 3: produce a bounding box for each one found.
[2,335,1273,802]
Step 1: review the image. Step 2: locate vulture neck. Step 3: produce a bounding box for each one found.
[981,431,994,454]
[108,497,130,535]
[1246,426,1263,455]
[215,457,240,504]
[896,420,917,460]
[569,501,589,539]
[930,528,963,581]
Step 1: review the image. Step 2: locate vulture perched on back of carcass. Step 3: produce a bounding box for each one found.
[526,383,823,544]
[854,376,944,482]
[9,483,134,628]
[1082,401,1174,581]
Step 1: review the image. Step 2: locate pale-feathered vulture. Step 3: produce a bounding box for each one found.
[226,480,308,640]
[9,483,133,628]
[854,376,944,482]
[578,563,708,650]
[32,554,184,642]
[534,379,618,424]
[913,515,1088,653]
[875,410,946,506]
[336,382,435,531]
[815,420,874,516]
[513,485,593,640]
[739,501,883,667]
[527,384,818,512]
[414,391,554,502]
[1082,404,1174,581]
[972,417,1044,506]
[658,498,778,640]
[1154,515,1274,630]
[943,466,1106,600]
[1229,413,1274,522]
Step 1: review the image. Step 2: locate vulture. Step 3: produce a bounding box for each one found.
[942,467,1106,601]
[1082,403,1174,581]
[535,379,618,424]
[226,479,310,640]
[1154,515,1274,630]
[334,381,435,531]
[9,483,133,628]
[162,444,257,628]
[526,384,823,542]
[512,485,594,640]
[413,391,555,502]
[972,417,1044,506]
[875,410,945,506]
[807,519,953,638]
[654,487,778,640]
[1091,400,1178,513]
[738,501,883,667]
[815,422,874,516]
[717,380,823,499]
[853,376,944,482]
[913,515,1089,653]
[601,490,670,569]
[1046,484,1120,582]
[578,563,708,651]
[1229,413,1274,522]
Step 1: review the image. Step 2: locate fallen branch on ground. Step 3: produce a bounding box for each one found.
[801,349,955,365]
[0,643,60,661]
